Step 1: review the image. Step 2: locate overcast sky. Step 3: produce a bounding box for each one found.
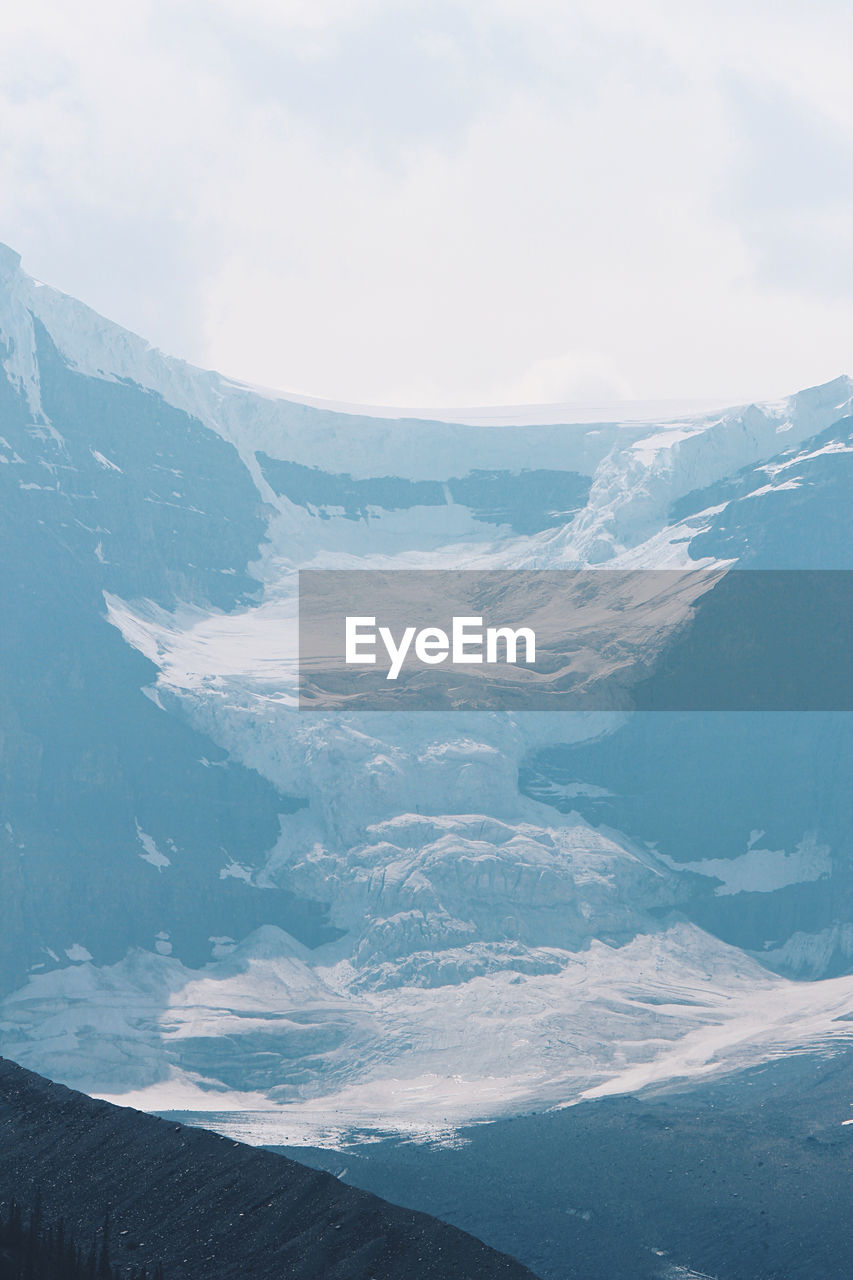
[2,0,852,408]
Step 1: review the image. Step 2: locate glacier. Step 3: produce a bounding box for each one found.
[1,241,853,1137]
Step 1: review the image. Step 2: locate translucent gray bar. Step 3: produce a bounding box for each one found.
[298,569,853,711]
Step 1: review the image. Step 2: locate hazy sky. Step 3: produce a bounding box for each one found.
[2,0,852,407]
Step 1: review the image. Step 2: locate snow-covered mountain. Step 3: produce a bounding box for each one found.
[1,242,852,1135]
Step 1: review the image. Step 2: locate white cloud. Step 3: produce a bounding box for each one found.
[0,0,852,406]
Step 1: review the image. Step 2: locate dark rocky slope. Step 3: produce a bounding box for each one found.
[281,1050,853,1280]
[0,1058,538,1280]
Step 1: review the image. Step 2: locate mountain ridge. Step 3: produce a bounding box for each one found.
[0,1054,540,1280]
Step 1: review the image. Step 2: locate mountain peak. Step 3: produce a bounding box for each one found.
[0,242,22,279]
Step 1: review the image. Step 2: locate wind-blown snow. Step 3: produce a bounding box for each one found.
[54,920,853,1143]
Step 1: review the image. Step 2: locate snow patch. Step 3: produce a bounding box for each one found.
[135,823,171,870]
[90,448,122,473]
[661,835,831,896]
[219,860,253,883]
